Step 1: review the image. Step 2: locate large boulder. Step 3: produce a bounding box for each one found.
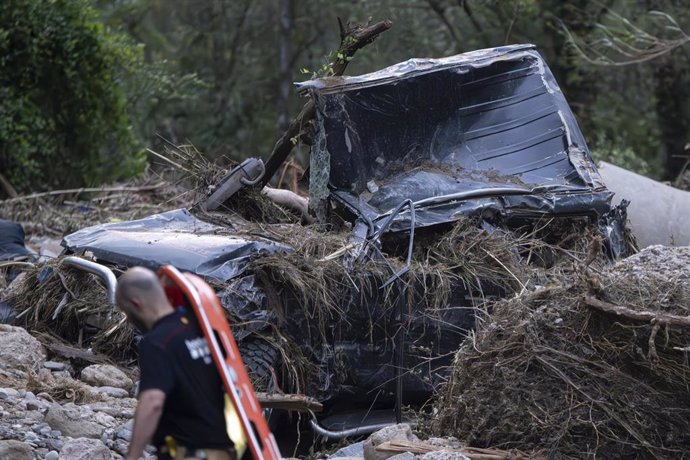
[45,403,104,439]
[59,437,112,460]
[0,324,46,373]
[0,440,32,460]
[363,424,419,460]
[80,365,133,391]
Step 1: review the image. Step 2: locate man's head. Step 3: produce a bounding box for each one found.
[115,266,174,332]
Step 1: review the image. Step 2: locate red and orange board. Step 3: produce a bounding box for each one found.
[159,265,281,460]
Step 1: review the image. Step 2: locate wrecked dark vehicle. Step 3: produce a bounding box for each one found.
[60,45,627,435]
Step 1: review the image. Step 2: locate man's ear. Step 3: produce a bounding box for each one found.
[129,297,143,312]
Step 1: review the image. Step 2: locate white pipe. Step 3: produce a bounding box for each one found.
[598,161,690,248]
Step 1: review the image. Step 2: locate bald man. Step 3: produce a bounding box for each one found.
[116,267,234,460]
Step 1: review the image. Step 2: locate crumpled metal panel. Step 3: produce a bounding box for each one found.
[298,44,612,231]
[61,209,291,282]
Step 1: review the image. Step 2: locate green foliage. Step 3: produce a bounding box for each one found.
[0,0,146,192]
[3,0,685,190]
[591,140,658,177]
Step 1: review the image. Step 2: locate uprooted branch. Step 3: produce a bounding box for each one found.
[583,295,690,327]
[261,19,393,186]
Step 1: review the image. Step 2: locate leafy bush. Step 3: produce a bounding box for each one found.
[591,141,660,178]
[0,0,146,192]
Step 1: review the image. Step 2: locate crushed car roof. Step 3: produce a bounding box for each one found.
[299,44,612,231]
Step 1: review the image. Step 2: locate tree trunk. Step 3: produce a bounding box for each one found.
[275,0,294,134]
[653,56,690,178]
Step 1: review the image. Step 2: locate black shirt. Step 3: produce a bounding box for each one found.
[138,309,232,449]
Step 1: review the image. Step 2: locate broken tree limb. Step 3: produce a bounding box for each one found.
[261,19,393,187]
[255,392,322,412]
[1,184,167,203]
[583,296,690,328]
[0,172,18,198]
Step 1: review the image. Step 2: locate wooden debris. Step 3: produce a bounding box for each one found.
[261,19,393,186]
[35,333,112,365]
[583,296,690,327]
[255,392,322,412]
[375,440,535,460]
[1,183,166,203]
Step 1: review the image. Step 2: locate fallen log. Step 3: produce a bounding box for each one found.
[261,19,393,187]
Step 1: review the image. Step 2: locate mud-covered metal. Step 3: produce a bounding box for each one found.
[298,44,613,232]
[56,46,630,415]
[61,209,291,282]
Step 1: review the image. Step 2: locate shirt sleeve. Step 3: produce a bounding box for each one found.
[138,339,174,395]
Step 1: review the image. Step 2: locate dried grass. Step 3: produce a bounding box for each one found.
[27,372,101,404]
[432,246,690,458]
[0,174,190,238]
[6,259,136,361]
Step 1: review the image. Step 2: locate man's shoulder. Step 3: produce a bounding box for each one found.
[143,311,198,350]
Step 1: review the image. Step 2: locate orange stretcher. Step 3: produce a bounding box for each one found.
[158,265,281,460]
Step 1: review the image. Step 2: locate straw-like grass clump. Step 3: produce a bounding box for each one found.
[432,245,690,458]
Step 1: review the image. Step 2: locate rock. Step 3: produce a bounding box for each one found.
[0,325,46,373]
[45,403,103,439]
[45,438,64,451]
[43,361,68,371]
[23,431,41,445]
[420,451,469,460]
[329,441,365,459]
[0,440,33,460]
[58,437,112,460]
[46,451,59,460]
[94,386,129,399]
[88,400,135,418]
[0,387,20,399]
[26,400,42,411]
[80,365,133,390]
[112,439,130,456]
[33,422,52,435]
[363,425,420,460]
[93,411,117,428]
[52,371,72,380]
[115,420,133,441]
[388,454,415,460]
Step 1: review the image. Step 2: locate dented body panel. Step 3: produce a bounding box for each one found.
[299,44,612,231]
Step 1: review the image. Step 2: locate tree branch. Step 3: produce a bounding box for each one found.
[261,19,393,187]
[583,296,690,328]
[458,0,492,48]
[425,0,462,51]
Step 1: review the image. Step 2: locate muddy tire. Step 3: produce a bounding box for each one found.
[239,338,279,392]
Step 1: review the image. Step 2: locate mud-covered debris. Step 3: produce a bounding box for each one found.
[433,245,690,458]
